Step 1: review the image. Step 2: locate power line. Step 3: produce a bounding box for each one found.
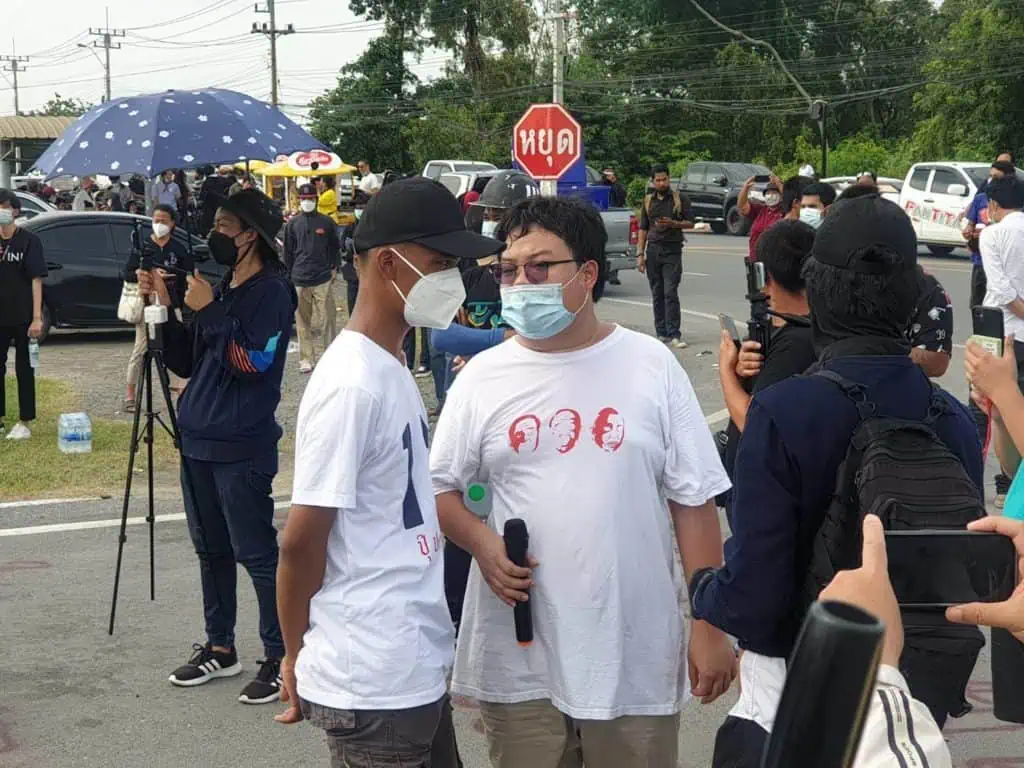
[88,10,126,103]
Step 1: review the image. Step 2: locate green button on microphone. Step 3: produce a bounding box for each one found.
[464,482,492,518]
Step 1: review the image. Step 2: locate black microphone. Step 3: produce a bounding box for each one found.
[503,518,533,646]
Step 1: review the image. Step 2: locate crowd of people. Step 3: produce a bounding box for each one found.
[5,149,1024,766]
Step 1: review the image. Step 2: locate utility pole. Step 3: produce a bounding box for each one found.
[88,11,125,103]
[0,55,28,115]
[539,0,568,198]
[252,1,294,108]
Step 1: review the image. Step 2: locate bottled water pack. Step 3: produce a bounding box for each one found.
[58,412,93,454]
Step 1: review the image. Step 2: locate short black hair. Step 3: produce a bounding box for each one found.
[992,160,1016,177]
[996,150,1016,164]
[988,176,1024,210]
[501,197,609,302]
[650,163,670,178]
[152,203,176,219]
[0,188,17,208]
[803,182,836,206]
[803,252,917,335]
[319,175,335,189]
[837,184,878,202]
[357,159,370,167]
[782,175,810,212]
[757,220,815,294]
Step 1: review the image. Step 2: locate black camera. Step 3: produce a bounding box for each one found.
[746,260,773,355]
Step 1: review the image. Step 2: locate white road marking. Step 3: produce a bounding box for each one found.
[704,408,730,425]
[0,497,99,510]
[0,500,293,538]
[605,299,749,328]
[684,272,711,277]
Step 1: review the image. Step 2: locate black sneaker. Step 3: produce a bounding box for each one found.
[238,657,282,705]
[168,642,242,687]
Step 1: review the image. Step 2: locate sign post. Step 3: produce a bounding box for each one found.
[513,104,583,197]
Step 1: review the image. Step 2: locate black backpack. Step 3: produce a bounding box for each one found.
[800,369,986,723]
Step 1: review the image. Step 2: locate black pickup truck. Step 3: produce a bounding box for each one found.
[676,161,771,236]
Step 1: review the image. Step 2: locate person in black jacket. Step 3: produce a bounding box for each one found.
[123,204,194,411]
[283,184,341,373]
[601,167,627,207]
[136,189,296,706]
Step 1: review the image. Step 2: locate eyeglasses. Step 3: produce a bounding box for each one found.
[489,259,577,285]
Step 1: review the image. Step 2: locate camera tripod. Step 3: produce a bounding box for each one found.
[108,309,181,635]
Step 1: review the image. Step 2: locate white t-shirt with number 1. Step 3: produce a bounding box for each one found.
[430,326,731,719]
[292,329,455,711]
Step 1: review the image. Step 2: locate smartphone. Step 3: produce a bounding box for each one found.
[719,313,741,348]
[753,174,771,184]
[971,305,1004,357]
[885,530,1017,609]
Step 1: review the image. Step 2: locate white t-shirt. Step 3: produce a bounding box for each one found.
[429,326,731,719]
[292,330,455,711]
[358,172,381,195]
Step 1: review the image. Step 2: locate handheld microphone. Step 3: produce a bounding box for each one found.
[503,518,533,646]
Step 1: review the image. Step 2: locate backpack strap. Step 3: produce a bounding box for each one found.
[672,189,682,215]
[924,384,951,426]
[813,369,876,421]
[643,194,653,217]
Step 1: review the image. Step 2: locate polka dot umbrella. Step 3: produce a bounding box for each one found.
[31,88,329,180]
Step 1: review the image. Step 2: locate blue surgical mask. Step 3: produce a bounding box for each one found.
[799,207,823,229]
[500,271,587,340]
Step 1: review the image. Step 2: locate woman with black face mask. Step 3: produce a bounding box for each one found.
[135,189,299,705]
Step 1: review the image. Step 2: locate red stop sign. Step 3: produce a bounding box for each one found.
[513,104,582,181]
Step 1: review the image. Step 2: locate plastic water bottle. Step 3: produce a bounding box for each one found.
[28,339,39,369]
[58,412,93,454]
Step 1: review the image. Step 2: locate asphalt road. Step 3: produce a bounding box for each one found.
[2,234,1021,767]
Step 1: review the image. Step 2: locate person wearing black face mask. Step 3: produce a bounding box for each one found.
[136,188,298,705]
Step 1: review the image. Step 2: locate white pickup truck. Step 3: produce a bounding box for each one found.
[898,162,990,257]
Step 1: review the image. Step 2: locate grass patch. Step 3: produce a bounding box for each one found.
[1,376,177,501]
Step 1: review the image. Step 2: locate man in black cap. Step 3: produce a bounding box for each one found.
[137,188,297,706]
[283,183,341,373]
[689,193,984,767]
[275,177,501,767]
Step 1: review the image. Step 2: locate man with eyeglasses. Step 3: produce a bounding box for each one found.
[430,197,735,768]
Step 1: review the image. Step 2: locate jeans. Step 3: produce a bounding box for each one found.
[302,695,462,768]
[645,243,683,339]
[345,278,359,315]
[0,323,35,423]
[180,450,284,659]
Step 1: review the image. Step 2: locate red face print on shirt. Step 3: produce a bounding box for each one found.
[509,414,541,454]
[592,407,625,453]
[549,409,582,454]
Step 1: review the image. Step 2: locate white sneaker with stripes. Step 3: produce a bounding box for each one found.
[168,643,242,687]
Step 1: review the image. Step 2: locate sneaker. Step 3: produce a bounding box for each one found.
[5,423,30,441]
[299,360,314,374]
[669,338,689,350]
[995,473,1011,510]
[238,657,282,705]
[414,365,431,378]
[657,336,670,343]
[168,643,242,687]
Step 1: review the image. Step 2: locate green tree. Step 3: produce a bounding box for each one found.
[31,93,92,117]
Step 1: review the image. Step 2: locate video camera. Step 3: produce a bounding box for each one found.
[744,260,811,358]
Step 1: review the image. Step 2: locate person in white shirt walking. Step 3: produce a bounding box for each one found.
[275,176,503,767]
[71,176,96,211]
[430,197,736,768]
[981,175,1024,489]
[356,159,381,198]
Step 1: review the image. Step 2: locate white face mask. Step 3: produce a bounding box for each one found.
[299,199,317,213]
[764,192,782,208]
[153,222,171,238]
[481,220,499,239]
[390,250,466,329]
[799,207,823,229]
[0,208,14,227]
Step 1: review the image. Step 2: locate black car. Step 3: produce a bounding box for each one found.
[19,212,222,341]
[677,161,771,235]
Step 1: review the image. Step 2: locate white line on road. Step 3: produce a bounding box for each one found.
[605,299,748,328]
[0,496,100,510]
[0,500,293,538]
[684,272,711,277]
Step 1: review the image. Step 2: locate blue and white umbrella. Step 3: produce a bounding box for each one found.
[32,88,328,180]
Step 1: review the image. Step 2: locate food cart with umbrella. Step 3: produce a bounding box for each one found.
[254,149,357,224]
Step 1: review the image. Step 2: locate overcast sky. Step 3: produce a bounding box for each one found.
[1,0,447,122]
